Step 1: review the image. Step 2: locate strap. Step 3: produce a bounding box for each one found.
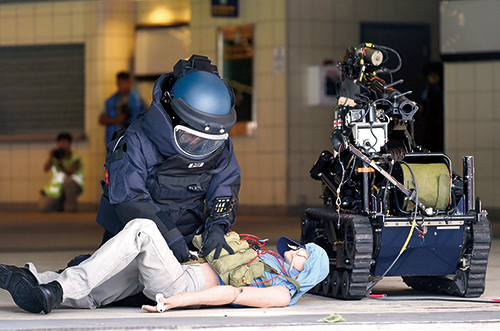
[263,263,301,298]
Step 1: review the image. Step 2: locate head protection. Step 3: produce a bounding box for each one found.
[161,55,237,158]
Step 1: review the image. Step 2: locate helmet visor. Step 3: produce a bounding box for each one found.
[174,125,228,157]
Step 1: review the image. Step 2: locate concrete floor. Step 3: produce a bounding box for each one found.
[0,211,500,330]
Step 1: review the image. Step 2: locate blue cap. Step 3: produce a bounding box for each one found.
[277,237,304,259]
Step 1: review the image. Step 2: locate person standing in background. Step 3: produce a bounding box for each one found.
[99,72,146,146]
[39,132,84,212]
[414,62,444,152]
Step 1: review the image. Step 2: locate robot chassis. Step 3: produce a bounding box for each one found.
[301,43,491,299]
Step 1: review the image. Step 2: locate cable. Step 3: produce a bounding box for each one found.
[335,157,346,216]
[373,45,402,74]
[381,161,394,214]
[400,161,420,221]
[249,250,288,286]
[365,218,416,295]
[377,47,389,65]
[345,155,357,189]
[368,296,500,304]
[367,124,378,153]
[360,98,393,121]
[236,233,293,285]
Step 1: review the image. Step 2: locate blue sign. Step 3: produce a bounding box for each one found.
[212,0,238,17]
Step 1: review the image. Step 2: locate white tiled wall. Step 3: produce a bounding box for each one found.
[0,0,136,205]
[0,0,448,211]
[445,61,500,208]
[190,0,288,206]
[287,0,441,207]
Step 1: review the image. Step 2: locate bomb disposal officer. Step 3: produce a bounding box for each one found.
[95,55,241,262]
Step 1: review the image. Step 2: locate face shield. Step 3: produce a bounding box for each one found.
[174,125,228,158]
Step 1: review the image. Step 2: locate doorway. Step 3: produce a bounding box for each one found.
[360,23,430,104]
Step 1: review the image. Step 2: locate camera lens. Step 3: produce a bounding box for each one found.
[53,148,66,159]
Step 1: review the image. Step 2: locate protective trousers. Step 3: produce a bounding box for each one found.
[27,219,205,309]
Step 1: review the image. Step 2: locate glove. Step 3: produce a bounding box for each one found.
[167,229,191,263]
[201,224,234,259]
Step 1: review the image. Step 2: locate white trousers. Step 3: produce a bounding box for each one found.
[28,218,205,309]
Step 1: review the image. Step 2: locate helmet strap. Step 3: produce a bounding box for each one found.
[161,90,172,105]
[161,92,184,127]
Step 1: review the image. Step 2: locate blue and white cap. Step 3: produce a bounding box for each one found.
[277,237,330,305]
[277,237,304,259]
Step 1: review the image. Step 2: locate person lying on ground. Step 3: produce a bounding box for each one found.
[0,218,328,314]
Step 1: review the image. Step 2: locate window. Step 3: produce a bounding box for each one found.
[0,44,84,139]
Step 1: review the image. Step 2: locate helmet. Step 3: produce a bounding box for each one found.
[170,70,236,134]
[166,69,237,158]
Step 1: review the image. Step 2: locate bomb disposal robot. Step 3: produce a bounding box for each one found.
[302,43,491,299]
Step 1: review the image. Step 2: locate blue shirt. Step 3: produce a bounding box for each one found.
[104,90,145,144]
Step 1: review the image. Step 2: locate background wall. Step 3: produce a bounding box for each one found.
[0,0,187,209]
[444,61,500,208]
[286,0,441,209]
[190,0,288,206]
[441,0,500,212]
[0,0,135,207]
[134,0,192,106]
[5,0,487,215]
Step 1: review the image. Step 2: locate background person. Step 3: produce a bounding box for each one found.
[414,62,444,152]
[39,132,84,212]
[99,71,146,146]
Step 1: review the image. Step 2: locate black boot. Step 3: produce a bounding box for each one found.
[0,264,42,313]
[33,281,63,314]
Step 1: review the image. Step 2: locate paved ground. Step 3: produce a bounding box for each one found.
[0,211,500,330]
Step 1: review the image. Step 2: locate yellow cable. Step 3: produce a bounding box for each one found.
[365,218,417,296]
[400,218,417,254]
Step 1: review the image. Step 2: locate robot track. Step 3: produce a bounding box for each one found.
[303,208,373,300]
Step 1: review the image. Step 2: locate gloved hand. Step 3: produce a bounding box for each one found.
[201,224,234,259]
[168,236,191,263]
